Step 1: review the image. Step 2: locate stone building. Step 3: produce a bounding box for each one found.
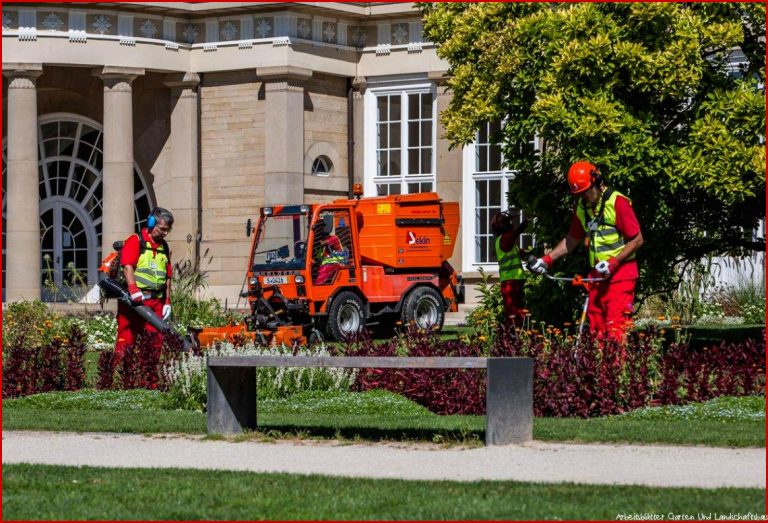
[2,2,532,304]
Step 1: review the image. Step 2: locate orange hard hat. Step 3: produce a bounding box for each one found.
[567,161,599,194]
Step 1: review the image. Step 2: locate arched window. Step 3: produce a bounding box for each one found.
[2,114,153,301]
[311,156,332,177]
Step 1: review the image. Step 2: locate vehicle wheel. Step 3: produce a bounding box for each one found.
[308,328,324,347]
[401,286,445,331]
[326,291,365,341]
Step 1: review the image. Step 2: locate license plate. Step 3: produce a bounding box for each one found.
[262,275,290,285]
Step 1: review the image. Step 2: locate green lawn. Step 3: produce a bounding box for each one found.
[2,464,763,520]
[3,391,764,447]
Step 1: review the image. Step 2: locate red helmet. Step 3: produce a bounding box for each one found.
[567,161,599,194]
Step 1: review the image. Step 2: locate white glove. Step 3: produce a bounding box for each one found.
[162,304,172,321]
[594,260,611,275]
[528,257,549,275]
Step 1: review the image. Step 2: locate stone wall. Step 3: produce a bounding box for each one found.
[199,70,265,300]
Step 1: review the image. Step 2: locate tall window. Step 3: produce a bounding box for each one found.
[462,121,535,271]
[365,84,436,196]
[2,115,153,302]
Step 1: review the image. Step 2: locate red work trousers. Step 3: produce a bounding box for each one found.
[587,278,636,341]
[115,297,165,358]
[500,279,526,329]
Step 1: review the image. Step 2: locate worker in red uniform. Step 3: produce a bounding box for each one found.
[529,162,643,340]
[313,217,345,285]
[115,208,174,358]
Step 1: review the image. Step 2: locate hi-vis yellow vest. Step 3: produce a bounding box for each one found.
[576,189,635,266]
[133,236,169,291]
[495,237,525,281]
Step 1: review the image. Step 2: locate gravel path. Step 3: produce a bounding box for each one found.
[3,431,764,489]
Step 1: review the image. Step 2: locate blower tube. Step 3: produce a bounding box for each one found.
[98,277,173,333]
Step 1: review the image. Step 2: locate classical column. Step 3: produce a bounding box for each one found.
[96,66,144,254]
[162,72,200,262]
[256,66,312,204]
[2,64,43,301]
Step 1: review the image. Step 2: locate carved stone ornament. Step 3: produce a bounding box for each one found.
[392,23,408,45]
[42,13,64,31]
[182,24,198,44]
[92,15,111,35]
[220,21,237,41]
[297,18,311,39]
[139,19,158,39]
[255,17,272,39]
[322,22,336,43]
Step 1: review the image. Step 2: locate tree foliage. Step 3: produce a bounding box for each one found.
[420,2,765,305]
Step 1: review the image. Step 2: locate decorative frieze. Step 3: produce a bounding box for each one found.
[1,6,427,49]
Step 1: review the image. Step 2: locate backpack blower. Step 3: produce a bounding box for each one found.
[98,242,197,352]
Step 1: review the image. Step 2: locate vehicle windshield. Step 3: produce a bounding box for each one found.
[252,213,309,270]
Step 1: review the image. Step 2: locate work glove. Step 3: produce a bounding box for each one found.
[162,304,172,321]
[128,283,144,304]
[594,257,620,277]
[528,255,552,275]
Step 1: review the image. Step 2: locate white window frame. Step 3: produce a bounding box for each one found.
[461,124,538,273]
[363,82,437,197]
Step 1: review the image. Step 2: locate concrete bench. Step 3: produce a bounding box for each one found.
[207,356,533,446]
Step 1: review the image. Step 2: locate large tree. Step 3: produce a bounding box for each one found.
[420,2,765,308]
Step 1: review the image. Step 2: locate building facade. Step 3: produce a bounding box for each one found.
[2,2,528,304]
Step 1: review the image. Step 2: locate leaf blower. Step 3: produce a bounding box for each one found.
[98,243,197,352]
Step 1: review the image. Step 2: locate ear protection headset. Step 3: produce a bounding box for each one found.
[147,211,157,230]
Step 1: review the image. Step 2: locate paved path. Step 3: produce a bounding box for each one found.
[2,431,764,489]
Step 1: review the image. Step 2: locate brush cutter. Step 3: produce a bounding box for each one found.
[524,256,605,347]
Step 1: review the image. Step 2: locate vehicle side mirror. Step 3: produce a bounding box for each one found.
[246,218,252,237]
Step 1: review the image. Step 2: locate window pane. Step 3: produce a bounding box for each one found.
[421,121,432,146]
[421,149,432,174]
[489,179,501,208]
[479,209,488,235]
[477,180,487,207]
[421,94,432,120]
[489,144,502,172]
[391,123,401,148]
[378,151,388,176]
[390,183,401,195]
[408,93,419,120]
[389,95,401,121]
[408,149,419,174]
[378,123,388,148]
[407,182,419,194]
[377,97,388,122]
[408,122,419,147]
[477,145,488,173]
[390,157,401,176]
[421,182,432,192]
[488,120,502,140]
